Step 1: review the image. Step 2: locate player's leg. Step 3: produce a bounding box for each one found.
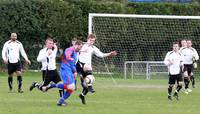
[16,62,23,93]
[79,76,88,104]
[7,63,14,92]
[168,74,175,100]
[29,70,47,91]
[52,69,63,97]
[190,72,195,88]
[173,74,183,100]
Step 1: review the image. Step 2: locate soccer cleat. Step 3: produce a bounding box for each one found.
[57,101,68,106]
[192,84,195,88]
[187,88,192,93]
[88,86,95,93]
[29,82,37,91]
[18,89,24,93]
[79,94,86,104]
[168,95,172,101]
[184,90,189,95]
[173,92,179,100]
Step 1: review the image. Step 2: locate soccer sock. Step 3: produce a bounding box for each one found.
[17,76,22,90]
[191,76,195,86]
[184,78,189,89]
[63,91,71,100]
[168,86,172,96]
[59,89,64,97]
[8,76,13,90]
[176,85,182,92]
[82,88,88,96]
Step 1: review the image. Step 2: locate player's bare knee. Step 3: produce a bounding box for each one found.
[16,71,22,76]
[178,82,184,86]
[169,84,174,87]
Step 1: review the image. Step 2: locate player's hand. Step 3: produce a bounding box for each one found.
[3,59,8,64]
[110,51,117,56]
[26,59,31,65]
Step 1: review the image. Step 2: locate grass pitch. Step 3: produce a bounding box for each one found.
[0,71,200,114]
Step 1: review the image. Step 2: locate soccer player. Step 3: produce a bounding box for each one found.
[2,32,31,93]
[29,37,62,96]
[44,40,83,106]
[77,34,117,104]
[180,39,199,94]
[164,42,184,100]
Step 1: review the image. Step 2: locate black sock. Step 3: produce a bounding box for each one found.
[168,86,172,96]
[59,89,64,97]
[191,76,195,86]
[82,88,88,96]
[176,85,182,92]
[17,76,22,90]
[184,78,189,89]
[8,76,13,90]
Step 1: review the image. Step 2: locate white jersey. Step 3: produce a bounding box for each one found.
[37,47,57,70]
[180,47,199,65]
[164,51,183,75]
[2,40,28,63]
[78,43,110,64]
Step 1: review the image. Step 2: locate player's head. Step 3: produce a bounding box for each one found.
[172,42,179,52]
[186,39,192,48]
[71,38,77,46]
[87,34,96,45]
[10,33,17,41]
[181,39,187,47]
[74,40,83,52]
[45,37,54,49]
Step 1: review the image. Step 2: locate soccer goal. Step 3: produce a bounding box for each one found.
[88,13,200,79]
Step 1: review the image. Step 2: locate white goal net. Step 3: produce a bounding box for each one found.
[88,13,200,79]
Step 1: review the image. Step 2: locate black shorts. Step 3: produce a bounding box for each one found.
[8,62,22,75]
[42,69,61,86]
[168,73,183,85]
[76,61,92,78]
[183,64,193,76]
[42,70,46,81]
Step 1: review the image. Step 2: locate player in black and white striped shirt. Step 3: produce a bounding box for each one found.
[2,33,31,93]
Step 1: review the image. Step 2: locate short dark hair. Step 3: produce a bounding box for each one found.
[87,34,96,39]
[75,40,83,45]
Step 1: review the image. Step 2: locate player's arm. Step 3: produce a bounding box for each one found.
[19,43,31,64]
[37,49,47,62]
[65,48,74,61]
[164,52,172,66]
[2,42,8,64]
[193,49,199,61]
[93,46,117,58]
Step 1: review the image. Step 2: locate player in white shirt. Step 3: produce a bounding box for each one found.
[77,34,117,104]
[2,33,31,93]
[164,42,184,100]
[180,39,199,93]
[29,38,62,95]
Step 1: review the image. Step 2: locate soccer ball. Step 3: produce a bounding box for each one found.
[193,62,197,69]
[84,75,95,86]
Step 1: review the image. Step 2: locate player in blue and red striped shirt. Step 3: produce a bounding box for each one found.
[45,40,83,106]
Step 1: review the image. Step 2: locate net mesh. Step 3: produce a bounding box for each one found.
[90,14,200,78]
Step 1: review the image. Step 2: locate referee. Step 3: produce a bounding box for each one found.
[2,32,31,93]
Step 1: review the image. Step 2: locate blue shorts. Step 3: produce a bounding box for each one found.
[60,66,75,85]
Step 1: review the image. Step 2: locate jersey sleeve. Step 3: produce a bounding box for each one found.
[19,42,28,61]
[2,42,8,61]
[164,52,170,66]
[93,46,110,58]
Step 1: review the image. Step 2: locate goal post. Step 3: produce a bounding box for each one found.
[88,13,200,79]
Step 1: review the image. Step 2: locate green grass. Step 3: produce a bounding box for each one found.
[0,71,200,114]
